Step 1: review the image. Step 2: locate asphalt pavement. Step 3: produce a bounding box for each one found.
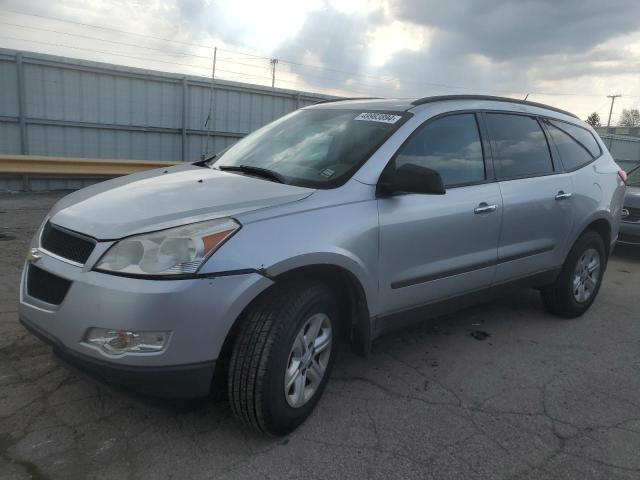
[1,191,640,480]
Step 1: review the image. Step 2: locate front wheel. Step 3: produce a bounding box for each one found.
[541,230,606,318]
[227,280,338,435]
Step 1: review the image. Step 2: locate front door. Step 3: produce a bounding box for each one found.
[377,113,502,316]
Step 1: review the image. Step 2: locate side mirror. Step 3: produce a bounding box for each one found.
[377,163,446,196]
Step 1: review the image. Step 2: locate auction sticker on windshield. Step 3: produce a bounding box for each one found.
[354,112,402,124]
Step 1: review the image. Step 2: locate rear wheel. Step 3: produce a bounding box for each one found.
[227,280,337,435]
[541,230,606,318]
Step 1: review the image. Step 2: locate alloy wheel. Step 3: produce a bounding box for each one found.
[572,248,601,303]
[284,313,332,408]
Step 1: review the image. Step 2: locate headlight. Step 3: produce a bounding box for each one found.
[94,218,239,276]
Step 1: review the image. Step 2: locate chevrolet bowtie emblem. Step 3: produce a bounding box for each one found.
[27,247,42,263]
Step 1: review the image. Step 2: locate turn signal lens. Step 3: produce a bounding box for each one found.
[84,328,170,355]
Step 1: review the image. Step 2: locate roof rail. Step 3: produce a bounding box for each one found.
[313,97,382,105]
[410,95,579,119]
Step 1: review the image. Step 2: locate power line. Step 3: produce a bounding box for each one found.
[3,8,639,100]
[0,21,278,75]
[0,19,389,93]
[0,9,216,50]
[0,17,455,93]
[0,35,275,82]
[0,27,451,95]
[0,34,370,95]
[0,21,212,59]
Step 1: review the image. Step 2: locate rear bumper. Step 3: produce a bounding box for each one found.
[21,315,215,399]
[618,222,640,245]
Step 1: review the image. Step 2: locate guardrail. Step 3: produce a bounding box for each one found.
[0,155,180,176]
[0,155,182,191]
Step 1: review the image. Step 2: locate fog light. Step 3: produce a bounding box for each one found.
[84,328,170,355]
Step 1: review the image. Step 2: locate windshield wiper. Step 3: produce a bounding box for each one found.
[217,165,285,184]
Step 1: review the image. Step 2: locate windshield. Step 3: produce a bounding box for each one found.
[211,108,409,188]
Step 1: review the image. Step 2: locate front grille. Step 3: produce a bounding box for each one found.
[27,265,72,305]
[622,206,640,223]
[40,221,96,264]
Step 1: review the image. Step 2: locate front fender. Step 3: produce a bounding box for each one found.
[260,250,377,313]
[199,196,381,315]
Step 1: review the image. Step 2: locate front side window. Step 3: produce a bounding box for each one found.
[545,119,600,171]
[394,113,485,187]
[486,113,554,180]
[212,109,408,188]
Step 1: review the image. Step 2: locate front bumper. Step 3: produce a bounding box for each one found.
[21,316,215,399]
[618,221,640,245]
[19,251,274,398]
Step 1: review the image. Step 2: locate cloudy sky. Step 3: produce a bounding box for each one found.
[1,0,639,121]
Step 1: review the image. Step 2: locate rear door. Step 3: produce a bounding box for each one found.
[377,112,502,315]
[484,112,575,283]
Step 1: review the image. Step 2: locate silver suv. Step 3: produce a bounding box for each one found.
[19,95,626,435]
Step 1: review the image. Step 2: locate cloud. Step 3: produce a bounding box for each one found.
[276,6,383,74]
[391,0,640,60]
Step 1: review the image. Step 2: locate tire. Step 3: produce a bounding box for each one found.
[541,230,606,318]
[227,279,338,435]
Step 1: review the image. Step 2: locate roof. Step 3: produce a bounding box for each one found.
[309,95,578,119]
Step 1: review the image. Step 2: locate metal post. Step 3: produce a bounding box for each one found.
[295,92,301,109]
[270,58,278,88]
[205,46,217,157]
[181,77,188,161]
[16,52,28,155]
[607,94,621,128]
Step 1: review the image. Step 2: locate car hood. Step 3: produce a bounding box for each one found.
[49,164,314,239]
[624,186,640,208]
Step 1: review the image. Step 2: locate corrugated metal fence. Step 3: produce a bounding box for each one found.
[0,48,332,190]
[600,134,640,172]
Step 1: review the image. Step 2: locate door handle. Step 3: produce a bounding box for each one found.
[474,202,497,214]
[555,191,572,201]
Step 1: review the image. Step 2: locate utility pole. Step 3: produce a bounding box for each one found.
[270,58,278,88]
[205,46,217,158]
[606,94,621,128]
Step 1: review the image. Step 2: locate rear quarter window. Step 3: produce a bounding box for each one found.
[545,119,601,171]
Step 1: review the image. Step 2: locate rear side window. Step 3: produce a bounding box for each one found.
[545,119,601,171]
[486,113,553,180]
[395,113,485,187]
